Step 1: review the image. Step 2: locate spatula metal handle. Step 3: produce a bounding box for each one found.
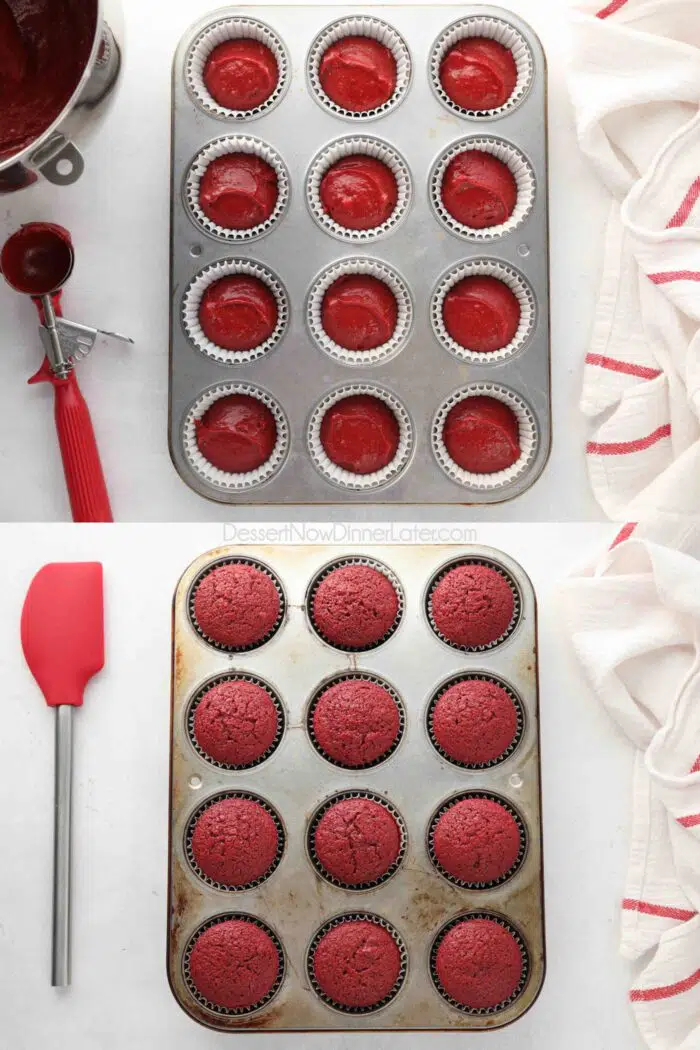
[53,705,73,987]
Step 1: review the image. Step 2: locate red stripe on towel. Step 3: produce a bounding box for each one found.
[587,425,671,455]
[690,755,700,774]
[630,969,700,1002]
[610,523,637,549]
[666,178,700,229]
[678,814,700,829]
[623,899,696,922]
[649,271,700,285]
[585,353,661,380]
[596,0,628,17]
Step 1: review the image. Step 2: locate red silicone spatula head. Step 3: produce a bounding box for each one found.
[21,564,104,708]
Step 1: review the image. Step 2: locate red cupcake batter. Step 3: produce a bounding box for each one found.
[432,796,522,884]
[320,155,398,231]
[193,562,280,648]
[320,394,400,475]
[313,919,402,1008]
[430,563,515,648]
[189,918,280,1010]
[319,35,397,113]
[194,679,280,766]
[312,564,399,648]
[199,275,278,352]
[195,394,277,474]
[314,797,401,885]
[191,797,279,887]
[443,396,521,475]
[322,275,398,351]
[435,918,524,1010]
[204,38,278,111]
[312,677,401,767]
[0,0,96,160]
[199,154,278,230]
[440,37,517,111]
[442,151,517,229]
[443,276,520,353]
[431,678,518,766]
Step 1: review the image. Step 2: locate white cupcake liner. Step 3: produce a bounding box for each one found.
[429,16,534,119]
[182,382,289,491]
[182,259,289,365]
[430,136,536,241]
[307,16,412,121]
[185,17,290,121]
[307,258,413,367]
[308,384,413,491]
[432,383,539,490]
[431,259,535,364]
[306,136,412,242]
[185,136,290,242]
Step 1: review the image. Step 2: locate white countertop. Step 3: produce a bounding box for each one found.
[0,523,644,1048]
[0,0,606,523]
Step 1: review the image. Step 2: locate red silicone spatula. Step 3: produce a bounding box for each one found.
[21,563,105,987]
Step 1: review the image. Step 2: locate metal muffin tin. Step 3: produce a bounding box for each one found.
[168,544,545,1030]
[169,5,550,504]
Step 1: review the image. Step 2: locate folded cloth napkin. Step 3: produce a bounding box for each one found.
[561,519,700,1048]
[568,0,700,521]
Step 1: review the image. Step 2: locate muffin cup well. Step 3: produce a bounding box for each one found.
[188,555,286,653]
[307,790,407,890]
[426,672,525,770]
[427,790,527,889]
[186,671,286,770]
[306,555,405,652]
[424,555,522,653]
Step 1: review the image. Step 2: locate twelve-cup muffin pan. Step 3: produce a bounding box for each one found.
[169,6,550,504]
[168,544,545,1030]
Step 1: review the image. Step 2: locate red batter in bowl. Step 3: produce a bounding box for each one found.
[441,151,517,229]
[312,564,399,649]
[191,796,279,887]
[431,678,519,766]
[199,154,278,230]
[188,918,280,1010]
[443,276,520,353]
[312,677,402,767]
[194,678,280,766]
[199,275,278,352]
[320,155,398,230]
[320,394,400,475]
[204,39,279,111]
[313,797,402,885]
[435,917,524,1010]
[440,37,517,111]
[430,563,515,648]
[313,919,402,1008]
[193,562,281,648]
[319,35,397,113]
[432,796,522,884]
[195,394,278,474]
[443,396,521,475]
[322,275,398,351]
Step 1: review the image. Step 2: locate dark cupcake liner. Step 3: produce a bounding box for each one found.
[427,790,528,890]
[188,556,286,653]
[306,671,406,770]
[183,912,286,1016]
[306,912,408,1014]
[306,555,405,652]
[424,556,522,653]
[186,671,286,771]
[426,672,525,770]
[307,790,407,890]
[429,911,530,1016]
[184,790,286,892]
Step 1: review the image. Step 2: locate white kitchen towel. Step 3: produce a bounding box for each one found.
[568,0,700,521]
[561,520,700,1049]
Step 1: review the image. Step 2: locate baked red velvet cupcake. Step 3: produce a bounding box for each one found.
[433,917,526,1010]
[429,562,516,648]
[320,394,400,475]
[190,796,281,887]
[430,795,523,885]
[312,796,402,885]
[311,918,403,1009]
[443,276,520,354]
[320,156,398,231]
[311,563,400,648]
[188,917,282,1010]
[192,561,281,648]
[322,276,398,351]
[193,677,281,766]
[204,39,279,111]
[442,396,521,475]
[199,154,278,230]
[199,276,278,352]
[439,38,517,111]
[319,36,397,113]
[195,394,278,474]
[441,151,516,230]
[311,676,402,767]
[430,677,519,766]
